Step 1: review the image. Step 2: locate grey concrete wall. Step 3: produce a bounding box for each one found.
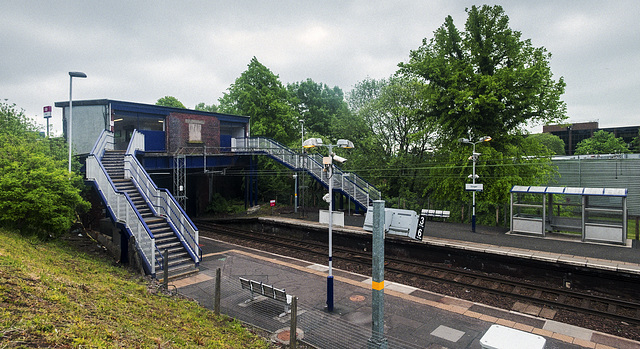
[65,104,108,155]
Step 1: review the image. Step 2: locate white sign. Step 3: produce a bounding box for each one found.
[43,105,52,118]
[465,183,484,191]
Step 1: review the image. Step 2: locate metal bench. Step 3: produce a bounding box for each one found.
[423,209,450,220]
[239,277,292,317]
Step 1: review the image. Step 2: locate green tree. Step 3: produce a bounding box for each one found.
[195,102,218,113]
[425,137,555,225]
[388,5,566,223]
[156,96,186,109]
[574,130,630,155]
[528,133,566,155]
[630,131,640,153]
[218,57,299,145]
[399,5,566,145]
[218,58,301,202]
[0,102,90,239]
[0,100,38,135]
[288,79,350,139]
[347,76,437,206]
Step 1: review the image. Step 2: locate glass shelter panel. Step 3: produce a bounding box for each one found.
[511,192,546,236]
[547,194,582,234]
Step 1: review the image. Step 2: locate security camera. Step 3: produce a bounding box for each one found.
[332,154,348,163]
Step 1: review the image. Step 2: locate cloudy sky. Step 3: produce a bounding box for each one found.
[2,1,639,135]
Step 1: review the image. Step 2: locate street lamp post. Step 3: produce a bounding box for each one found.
[303,137,353,312]
[296,119,305,214]
[459,136,491,233]
[68,71,87,173]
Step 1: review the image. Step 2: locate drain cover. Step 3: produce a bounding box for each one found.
[277,330,291,341]
[272,328,304,345]
[350,294,366,302]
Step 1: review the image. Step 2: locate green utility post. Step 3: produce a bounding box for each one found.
[368,200,388,349]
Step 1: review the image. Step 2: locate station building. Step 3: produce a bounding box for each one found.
[55,99,252,216]
[543,121,639,155]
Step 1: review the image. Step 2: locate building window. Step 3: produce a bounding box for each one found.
[187,119,204,143]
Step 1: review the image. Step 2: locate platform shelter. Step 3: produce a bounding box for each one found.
[510,186,628,245]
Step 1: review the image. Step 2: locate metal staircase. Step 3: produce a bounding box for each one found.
[231,137,381,210]
[86,130,201,280]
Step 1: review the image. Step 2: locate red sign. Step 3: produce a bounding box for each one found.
[270,200,276,207]
[43,105,52,118]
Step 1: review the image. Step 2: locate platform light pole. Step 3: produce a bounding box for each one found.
[303,137,354,312]
[459,135,491,233]
[68,71,87,173]
[296,119,305,214]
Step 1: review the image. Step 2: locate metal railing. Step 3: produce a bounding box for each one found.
[231,137,381,208]
[125,130,201,263]
[86,130,158,275]
[233,137,302,169]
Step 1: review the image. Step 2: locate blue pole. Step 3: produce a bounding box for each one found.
[327,148,334,312]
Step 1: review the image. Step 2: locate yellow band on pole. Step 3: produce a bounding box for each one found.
[372,280,384,291]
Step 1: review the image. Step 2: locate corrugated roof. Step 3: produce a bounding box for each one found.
[510,186,627,197]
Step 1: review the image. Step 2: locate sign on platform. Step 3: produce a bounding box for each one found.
[415,212,427,241]
[465,183,484,192]
[270,199,276,207]
[43,106,52,118]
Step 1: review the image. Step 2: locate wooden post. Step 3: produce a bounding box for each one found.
[290,296,297,349]
[214,268,221,316]
[163,250,169,290]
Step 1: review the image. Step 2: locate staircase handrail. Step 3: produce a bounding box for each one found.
[235,137,301,169]
[89,129,115,158]
[86,131,160,275]
[306,153,382,202]
[232,137,381,207]
[125,130,201,263]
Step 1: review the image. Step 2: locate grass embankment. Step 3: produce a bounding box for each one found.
[0,229,271,348]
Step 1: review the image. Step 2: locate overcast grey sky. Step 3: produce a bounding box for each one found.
[2,1,639,135]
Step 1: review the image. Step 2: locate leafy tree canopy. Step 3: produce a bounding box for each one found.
[218,57,298,145]
[0,100,39,136]
[574,130,630,155]
[195,102,218,113]
[156,96,186,109]
[288,79,350,140]
[528,132,565,155]
[0,102,89,239]
[399,5,567,147]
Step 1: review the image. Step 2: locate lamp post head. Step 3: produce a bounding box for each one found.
[69,71,87,78]
[480,136,492,142]
[336,139,354,149]
[303,137,323,148]
[459,138,471,144]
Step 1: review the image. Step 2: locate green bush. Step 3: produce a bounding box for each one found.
[0,102,90,239]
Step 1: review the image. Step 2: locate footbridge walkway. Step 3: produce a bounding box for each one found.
[231,137,381,210]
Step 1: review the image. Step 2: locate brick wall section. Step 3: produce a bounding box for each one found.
[167,112,220,153]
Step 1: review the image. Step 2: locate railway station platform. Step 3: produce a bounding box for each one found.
[277,211,640,272]
[173,214,640,349]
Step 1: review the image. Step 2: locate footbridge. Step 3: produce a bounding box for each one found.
[231,137,381,210]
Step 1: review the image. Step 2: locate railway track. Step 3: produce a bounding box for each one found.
[196,221,640,327]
